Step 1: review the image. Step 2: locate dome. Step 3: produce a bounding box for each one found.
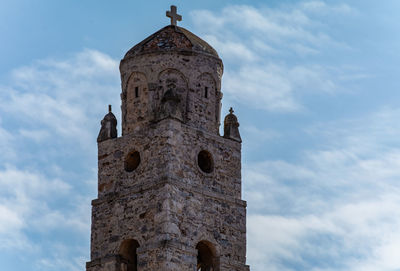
[104,111,117,122]
[97,106,117,143]
[102,105,117,122]
[224,108,239,125]
[223,107,241,143]
[123,25,219,59]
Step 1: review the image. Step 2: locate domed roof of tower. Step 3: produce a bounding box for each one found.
[102,105,117,122]
[123,25,219,59]
[224,107,239,124]
[103,111,117,122]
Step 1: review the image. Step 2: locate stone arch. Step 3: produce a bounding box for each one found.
[198,72,218,121]
[119,239,140,271]
[184,72,220,132]
[124,72,148,95]
[122,72,149,133]
[156,68,189,121]
[197,73,217,98]
[196,240,220,271]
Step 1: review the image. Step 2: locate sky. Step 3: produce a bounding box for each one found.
[1,0,400,270]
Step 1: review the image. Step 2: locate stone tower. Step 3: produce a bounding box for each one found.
[86,6,249,271]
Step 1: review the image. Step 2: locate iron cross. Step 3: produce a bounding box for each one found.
[166,5,182,26]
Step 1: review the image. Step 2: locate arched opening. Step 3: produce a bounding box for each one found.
[157,69,188,121]
[124,151,141,172]
[196,241,218,271]
[119,239,140,271]
[124,72,148,128]
[198,150,213,173]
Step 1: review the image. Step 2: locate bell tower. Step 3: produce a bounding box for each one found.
[86,6,250,271]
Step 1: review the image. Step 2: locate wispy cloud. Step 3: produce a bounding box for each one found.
[190,2,356,112]
[0,49,118,270]
[244,108,400,270]
[0,120,15,164]
[0,166,76,252]
[0,49,120,147]
[0,2,392,271]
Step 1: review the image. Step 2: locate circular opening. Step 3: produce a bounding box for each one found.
[125,151,141,172]
[198,150,213,173]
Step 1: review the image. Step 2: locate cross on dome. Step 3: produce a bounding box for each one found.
[229,107,234,114]
[166,5,182,26]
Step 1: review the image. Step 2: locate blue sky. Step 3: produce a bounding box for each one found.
[1,1,400,270]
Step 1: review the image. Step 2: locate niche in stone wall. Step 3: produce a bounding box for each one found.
[124,72,149,130]
[156,69,188,121]
[126,72,148,101]
[195,73,218,127]
[198,73,216,99]
[119,239,140,271]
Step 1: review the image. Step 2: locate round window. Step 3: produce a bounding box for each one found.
[124,151,141,172]
[198,150,213,173]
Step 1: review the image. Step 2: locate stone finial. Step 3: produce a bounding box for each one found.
[223,107,241,142]
[166,5,182,26]
[97,105,118,143]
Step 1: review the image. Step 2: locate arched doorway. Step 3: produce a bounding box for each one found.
[196,240,218,271]
[119,239,140,271]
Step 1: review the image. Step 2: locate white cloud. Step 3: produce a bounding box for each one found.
[192,3,352,54]
[0,49,120,147]
[244,108,400,270]
[0,167,63,248]
[222,63,336,112]
[204,35,257,62]
[0,166,71,197]
[0,49,113,270]
[0,120,15,163]
[241,125,280,148]
[224,65,300,112]
[36,243,86,271]
[301,1,354,15]
[0,204,23,234]
[0,2,383,271]
[248,195,400,270]
[19,128,50,142]
[191,2,357,112]
[0,165,91,269]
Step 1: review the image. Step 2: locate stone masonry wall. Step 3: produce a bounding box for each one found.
[120,52,223,136]
[88,25,249,270]
[88,118,249,270]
